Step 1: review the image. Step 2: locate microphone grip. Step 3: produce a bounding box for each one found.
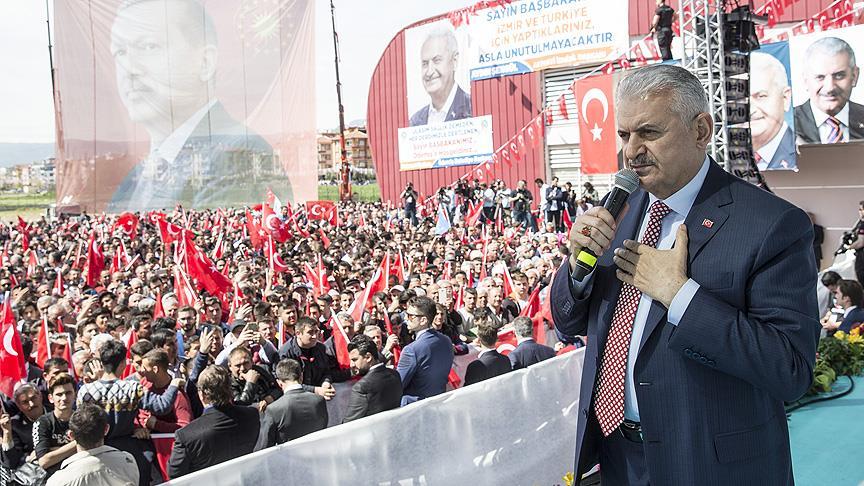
[571,187,630,281]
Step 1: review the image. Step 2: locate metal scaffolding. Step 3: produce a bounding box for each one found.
[678,0,730,170]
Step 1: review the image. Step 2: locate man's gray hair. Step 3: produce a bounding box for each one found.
[804,36,857,70]
[423,27,459,56]
[512,316,534,339]
[750,52,790,90]
[12,383,39,402]
[616,64,711,123]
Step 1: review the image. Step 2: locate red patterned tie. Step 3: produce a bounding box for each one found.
[594,200,672,436]
[826,116,842,144]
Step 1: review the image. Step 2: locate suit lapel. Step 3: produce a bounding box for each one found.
[637,161,732,353]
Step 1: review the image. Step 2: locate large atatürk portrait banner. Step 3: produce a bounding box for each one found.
[54,0,316,213]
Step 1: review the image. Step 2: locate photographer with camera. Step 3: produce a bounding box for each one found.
[511,180,535,231]
[401,182,419,226]
[853,202,864,285]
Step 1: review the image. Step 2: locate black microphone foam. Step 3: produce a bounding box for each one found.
[572,169,639,281]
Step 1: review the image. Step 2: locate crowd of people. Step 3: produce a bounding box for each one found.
[0,193,575,486]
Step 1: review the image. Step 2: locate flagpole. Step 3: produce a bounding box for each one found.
[330,0,352,201]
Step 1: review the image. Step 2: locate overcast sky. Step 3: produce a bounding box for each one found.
[0,0,471,143]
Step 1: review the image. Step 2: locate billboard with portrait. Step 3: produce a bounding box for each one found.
[789,24,864,145]
[53,0,316,212]
[749,42,797,170]
[399,20,493,171]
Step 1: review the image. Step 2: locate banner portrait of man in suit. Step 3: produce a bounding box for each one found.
[790,28,864,145]
[749,47,797,170]
[53,0,317,212]
[405,22,473,127]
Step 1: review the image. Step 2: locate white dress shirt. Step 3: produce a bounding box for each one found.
[755,122,788,170]
[426,83,458,125]
[571,156,710,421]
[811,102,850,143]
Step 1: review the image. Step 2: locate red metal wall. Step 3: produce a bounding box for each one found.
[627,0,837,35]
[367,23,544,206]
[369,0,835,204]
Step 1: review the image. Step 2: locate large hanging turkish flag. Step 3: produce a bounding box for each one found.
[574,73,618,174]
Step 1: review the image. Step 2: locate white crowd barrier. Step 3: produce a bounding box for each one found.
[169,348,585,485]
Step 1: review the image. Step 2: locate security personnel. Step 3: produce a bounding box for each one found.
[651,0,675,60]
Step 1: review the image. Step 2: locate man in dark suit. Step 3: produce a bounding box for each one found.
[343,335,402,423]
[464,323,511,386]
[167,365,261,479]
[108,0,292,212]
[508,316,556,370]
[396,296,454,406]
[552,65,819,485]
[409,28,472,126]
[822,279,864,333]
[749,52,797,170]
[259,359,328,445]
[793,37,864,144]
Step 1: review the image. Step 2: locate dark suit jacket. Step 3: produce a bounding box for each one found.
[409,85,472,126]
[396,329,454,406]
[793,99,864,144]
[508,338,557,370]
[109,102,292,212]
[839,307,864,333]
[763,126,797,170]
[260,387,328,445]
[551,161,819,485]
[167,404,261,479]
[342,365,402,423]
[464,349,512,386]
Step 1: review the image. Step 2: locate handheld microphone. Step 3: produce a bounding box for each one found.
[572,169,640,281]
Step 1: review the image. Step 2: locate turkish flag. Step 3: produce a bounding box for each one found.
[113,213,139,239]
[382,311,400,365]
[348,255,389,323]
[35,317,50,368]
[151,433,175,480]
[495,329,518,356]
[157,218,185,246]
[245,210,264,250]
[0,298,26,397]
[26,250,39,278]
[264,236,291,274]
[85,234,105,288]
[465,201,484,227]
[120,328,138,379]
[152,291,165,319]
[173,267,200,309]
[575,74,618,174]
[53,270,64,296]
[262,202,291,243]
[185,241,232,297]
[329,315,352,370]
[62,339,77,382]
[306,201,338,227]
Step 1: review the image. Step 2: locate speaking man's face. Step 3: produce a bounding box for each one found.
[750,69,791,149]
[804,52,860,116]
[420,36,457,100]
[111,1,214,129]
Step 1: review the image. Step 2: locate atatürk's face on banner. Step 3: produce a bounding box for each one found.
[110,0,215,134]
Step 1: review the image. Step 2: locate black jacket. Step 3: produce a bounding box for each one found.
[229,364,282,407]
[464,350,512,386]
[0,413,36,470]
[259,388,328,445]
[167,404,261,479]
[343,365,402,423]
[278,338,348,392]
[508,338,557,370]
